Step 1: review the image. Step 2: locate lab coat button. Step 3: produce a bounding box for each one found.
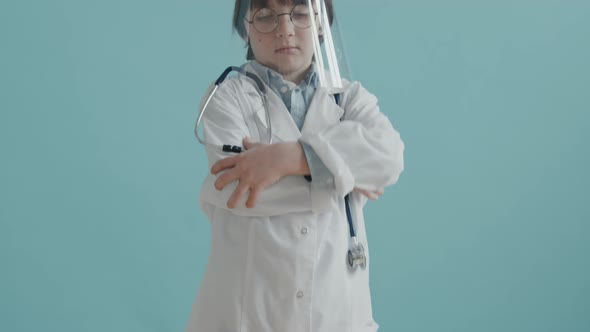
[296,291,304,298]
[301,227,308,235]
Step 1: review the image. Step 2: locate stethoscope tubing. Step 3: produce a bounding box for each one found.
[194,66,272,151]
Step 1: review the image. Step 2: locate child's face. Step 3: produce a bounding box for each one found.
[246,0,317,82]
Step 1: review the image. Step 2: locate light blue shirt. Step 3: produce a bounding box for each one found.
[247,60,334,188]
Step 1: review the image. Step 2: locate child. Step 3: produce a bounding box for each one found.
[186,0,404,331]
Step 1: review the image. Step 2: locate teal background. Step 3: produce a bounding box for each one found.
[1,0,588,331]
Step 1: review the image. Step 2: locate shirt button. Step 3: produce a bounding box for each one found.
[280,86,288,93]
[296,291,304,298]
[300,227,308,235]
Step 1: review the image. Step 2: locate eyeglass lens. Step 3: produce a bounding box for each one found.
[252,4,312,33]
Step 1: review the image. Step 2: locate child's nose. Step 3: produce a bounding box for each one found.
[275,14,295,37]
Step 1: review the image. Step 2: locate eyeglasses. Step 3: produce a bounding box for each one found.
[245,4,316,34]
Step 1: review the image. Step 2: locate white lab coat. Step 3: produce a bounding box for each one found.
[186,63,404,332]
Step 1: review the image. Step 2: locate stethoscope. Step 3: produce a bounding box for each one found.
[195,66,366,270]
[194,66,274,151]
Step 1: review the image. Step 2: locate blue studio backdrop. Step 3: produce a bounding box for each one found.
[1,0,589,331]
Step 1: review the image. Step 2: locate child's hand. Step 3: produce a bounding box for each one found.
[210,137,309,209]
[353,188,384,200]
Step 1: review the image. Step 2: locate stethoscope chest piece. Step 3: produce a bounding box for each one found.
[344,194,366,271]
[348,240,366,269]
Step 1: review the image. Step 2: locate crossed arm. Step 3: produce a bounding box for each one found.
[211,137,383,209]
[200,80,401,215]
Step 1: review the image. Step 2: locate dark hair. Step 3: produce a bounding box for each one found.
[233,0,335,60]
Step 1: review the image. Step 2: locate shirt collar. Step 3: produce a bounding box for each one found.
[248,60,318,91]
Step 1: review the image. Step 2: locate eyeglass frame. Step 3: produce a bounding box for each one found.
[244,5,319,34]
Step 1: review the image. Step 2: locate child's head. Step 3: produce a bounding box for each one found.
[233,0,334,82]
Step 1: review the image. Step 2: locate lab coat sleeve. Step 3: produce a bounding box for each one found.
[299,82,405,197]
[198,80,318,217]
[300,141,334,188]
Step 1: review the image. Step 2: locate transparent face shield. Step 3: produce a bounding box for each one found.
[237,0,350,90]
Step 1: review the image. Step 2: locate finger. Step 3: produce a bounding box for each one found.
[245,187,261,208]
[355,189,370,196]
[376,188,384,195]
[211,155,238,174]
[355,188,378,200]
[242,137,252,149]
[243,137,261,150]
[367,192,378,200]
[227,182,249,209]
[214,167,241,190]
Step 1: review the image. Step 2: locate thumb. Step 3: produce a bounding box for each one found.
[243,137,256,150]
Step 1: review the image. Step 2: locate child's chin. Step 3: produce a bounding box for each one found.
[275,59,309,68]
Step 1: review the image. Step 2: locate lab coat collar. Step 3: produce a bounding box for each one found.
[242,63,347,142]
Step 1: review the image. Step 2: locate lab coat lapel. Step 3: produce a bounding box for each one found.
[300,86,345,137]
[254,85,302,142]
[243,63,301,143]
